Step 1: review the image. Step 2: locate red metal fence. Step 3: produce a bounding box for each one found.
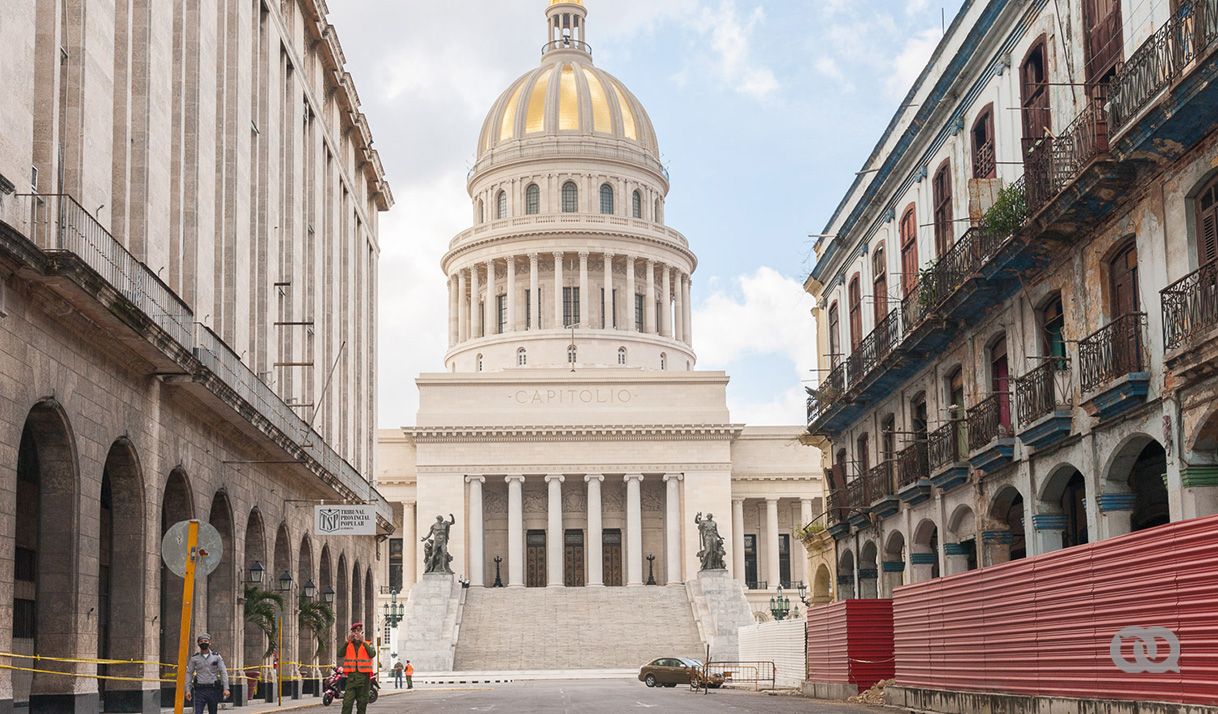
[806,599,895,691]
[892,513,1218,705]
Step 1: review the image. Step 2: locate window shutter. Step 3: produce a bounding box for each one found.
[1201,204,1217,265]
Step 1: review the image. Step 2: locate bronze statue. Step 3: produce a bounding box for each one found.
[421,514,456,574]
[694,512,727,571]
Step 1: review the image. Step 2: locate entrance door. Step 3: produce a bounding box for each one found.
[744,534,758,588]
[1109,241,1140,317]
[564,529,585,587]
[526,530,546,587]
[602,529,623,586]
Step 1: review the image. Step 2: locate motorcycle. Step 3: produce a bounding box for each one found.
[321,667,381,706]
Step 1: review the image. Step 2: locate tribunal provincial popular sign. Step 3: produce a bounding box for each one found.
[315,504,376,535]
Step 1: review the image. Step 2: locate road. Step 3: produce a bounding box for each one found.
[292,678,885,713]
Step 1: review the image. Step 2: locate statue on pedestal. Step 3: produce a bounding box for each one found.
[694,512,726,571]
[421,514,456,574]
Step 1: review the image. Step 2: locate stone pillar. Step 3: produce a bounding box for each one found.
[602,252,614,328]
[1030,513,1066,554]
[909,551,936,583]
[529,253,539,330]
[660,265,672,337]
[484,259,496,337]
[644,259,656,333]
[578,252,589,328]
[506,256,517,332]
[506,475,525,587]
[943,542,971,575]
[466,477,485,587]
[457,269,468,342]
[625,256,636,330]
[403,501,418,589]
[836,573,855,599]
[1098,492,1136,539]
[765,497,781,588]
[881,560,904,597]
[674,269,683,343]
[448,275,458,346]
[799,498,814,585]
[624,474,644,586]
[859,568,879,598]
[982,529,1013,567]
[663,474,682,584]
[546,474,565,587]
[553,251,564,327]
[683,275,693,345]
[731,498,745,579]
[585,474,604,586]
[469,263,481,338]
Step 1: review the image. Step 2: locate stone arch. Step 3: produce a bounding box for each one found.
[242,508,269,677]
[1187,401,1218,459]
[946,503,978,574]
[1038,462,1089,550]
[1104,432,1169,532]
[336,553,350,636]
[98,438,148,710]
[318,546,334,670]
[912,518,940,581]
[297,535,317,685]
[858,541,879,598]
[205,491,236,671]
[352,560,364,628]
[159,468,195,701]
[812,563,833,604]
[837,549,856,599]
[272,521,293,698]
[13,400,82,708]
[881,529,907,596]
[986,485,1026,563]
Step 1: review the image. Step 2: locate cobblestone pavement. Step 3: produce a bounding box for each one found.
[285,678,886,713]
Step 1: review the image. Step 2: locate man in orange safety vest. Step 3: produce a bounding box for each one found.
[339,622,376,714]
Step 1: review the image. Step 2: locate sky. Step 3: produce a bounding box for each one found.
[325,0,963,428]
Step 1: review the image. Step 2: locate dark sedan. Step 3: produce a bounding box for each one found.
[637,658,724,688]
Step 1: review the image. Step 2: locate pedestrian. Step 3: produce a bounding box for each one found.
[184,633,230,714]
[405,659,414,690]
[392,658,404,689]
[340,622,376,714]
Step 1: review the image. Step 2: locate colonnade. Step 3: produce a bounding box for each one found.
[731,496,816,589]
[447,252,693,346]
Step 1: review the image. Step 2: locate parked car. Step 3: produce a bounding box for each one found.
[637,658,724,688]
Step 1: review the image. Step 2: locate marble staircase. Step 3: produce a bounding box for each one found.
[453,586,705,670]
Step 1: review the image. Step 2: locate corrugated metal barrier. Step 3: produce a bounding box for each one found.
[806,599,894,690]
[738,619,806,688]
[892,513,1218,705]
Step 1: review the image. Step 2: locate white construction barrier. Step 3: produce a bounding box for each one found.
[736,618,805,689]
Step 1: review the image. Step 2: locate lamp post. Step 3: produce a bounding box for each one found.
[769,585,791,621]
[493,555,504,588]
[645,554,656,586]
[797,580,811,607]
[247,560,265,585]
[322,585,335,604]
[381,588,405,670]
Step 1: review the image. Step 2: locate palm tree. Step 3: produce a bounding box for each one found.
[297,596,336,659]
[243,585,284,658]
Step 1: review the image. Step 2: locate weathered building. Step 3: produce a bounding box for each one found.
[805,0,1218,601]
[0,0,393,711]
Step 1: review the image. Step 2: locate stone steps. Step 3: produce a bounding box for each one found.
[453,586,705,670]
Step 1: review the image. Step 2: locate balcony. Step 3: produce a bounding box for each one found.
[896,442,931,505]
[1162,260,1218,383]
[966,395,1016,475]
[1107,0,1218,163]
[927,421,970,492]
[845,477,871,529]
[865,461,901,517]
[1079,312,1151,421]
[1015,359,1074,451]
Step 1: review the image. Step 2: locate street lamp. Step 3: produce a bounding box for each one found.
[769,585,791,621]
[303,579,317,600]
[382,589,405,629]
[321,585,335,604]
[797,581,810,607]
[277,570,293,593]
[248,560,265,585]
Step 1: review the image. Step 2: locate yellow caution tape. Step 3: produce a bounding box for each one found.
[0,663,175,684]
[0,651,177,669]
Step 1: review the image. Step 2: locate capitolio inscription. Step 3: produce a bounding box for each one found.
[511,388,635,405]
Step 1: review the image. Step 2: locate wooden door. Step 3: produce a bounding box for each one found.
[602,529,623,586]
[526,530,546,588]
[873,249,889,325]
[1083,0,1122,86]
[563,530,585,587]
[991,339,1011,432]
[1109,242,1140,317]
[848,276,862,349]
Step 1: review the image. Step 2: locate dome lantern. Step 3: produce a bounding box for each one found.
[544,1,590,58]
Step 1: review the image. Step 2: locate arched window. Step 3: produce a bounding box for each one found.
[476,354,484,372]
[525,184,540,215]
[872,246,888,324]
[562,181,578,213]
[632,190,642,218]
[617,346,627,365]
[660,352,667,370]
[932,161,953,256]
[476,198,484,224]
[828,301,841,365]
[848,275,862,349]
[900,205,919,297]
[972,105,996,179]
[567,344,577,364]
[517,347,527,366]
[1195,174,1218,265]
[496,190,507,219]
[1020,38,1051,144]
[600,183,614,215]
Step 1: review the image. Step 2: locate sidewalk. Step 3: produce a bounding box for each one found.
[161,686,411,713]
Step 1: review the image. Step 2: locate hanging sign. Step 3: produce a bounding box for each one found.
[315,504,376,535]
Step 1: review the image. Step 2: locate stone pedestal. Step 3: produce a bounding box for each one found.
[397,573,464,672]
[685,569,755,662]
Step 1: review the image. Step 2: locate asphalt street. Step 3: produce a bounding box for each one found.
[292,678,886,713]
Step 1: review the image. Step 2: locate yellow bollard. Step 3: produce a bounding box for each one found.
[173,520,200,714]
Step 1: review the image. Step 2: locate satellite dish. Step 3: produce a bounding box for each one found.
[161,520,224,578]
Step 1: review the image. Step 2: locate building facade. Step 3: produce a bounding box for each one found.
[0,0,393,711]
[375,1,822,663]
[805,0,1218,602]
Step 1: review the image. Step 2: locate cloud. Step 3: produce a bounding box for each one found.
[885,27,942,100]
[690,1,780,98]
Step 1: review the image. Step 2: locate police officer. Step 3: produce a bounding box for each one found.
[184,633,229,714]
[340,622,376,714]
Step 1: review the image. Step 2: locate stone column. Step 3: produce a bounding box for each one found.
[943,542,971,576]
[484,259,496,337]
[506,475,525,587]
[553,252,564,327]
[506,256,517,332]
[1098,492,1136,539]
[585,474,604,586]
[673,269,683,343]
[644,259,656,333]
[909,551,936,584]
[625,256,636,330]
[881,560,904,597]
[546,474,565,587]
[448,275,458,346]
[982,529,1013,567]
[457,269,468,342]
[403,501,418,589]
[469,263,481,338]
[765,498,781,588]
[731,498,745,579]
[624,474,644,586]
[528,253,539,330]
[1030,513,1066,554]
[682,275,693,344]
[663,474,682,584]
[466,476,485,587]
[578,252,589,328]
[859,568,879,598]
[602,253,614,328]
[799,498,814,584]
[661,265,672,338]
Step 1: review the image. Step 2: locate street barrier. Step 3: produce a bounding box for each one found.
[694,660,776,693]
[805,599,894,692]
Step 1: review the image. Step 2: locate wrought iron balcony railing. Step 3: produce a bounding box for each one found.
[897,442,929,488]
[826,486,848,523]
[1022,98,1110,217]
[864,461,896,503]
[846,477,868,512]
[1162,260,1218,350]
[927,421,967,472]
[1015,359,1069,427]
[1108,0,1218,133]
[846,308,901,387]
[967,394,1010,451]
[1079,312,1149,394]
